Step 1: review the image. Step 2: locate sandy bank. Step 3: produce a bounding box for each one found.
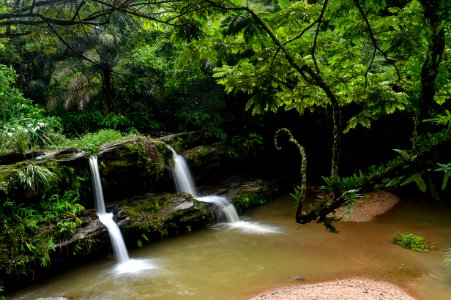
[249,277,416,300]
[331,190,400,222]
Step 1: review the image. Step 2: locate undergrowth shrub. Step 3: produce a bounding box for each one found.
[60,129,129,153]
[0,64,64,154]
[58,110,161,137]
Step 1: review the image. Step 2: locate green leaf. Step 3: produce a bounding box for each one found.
[393,149,411,161]
[401,172,426,192]
[434,163,451,190]
[442,174,449,190]
[278,0,290,10]
[387,7,400,14]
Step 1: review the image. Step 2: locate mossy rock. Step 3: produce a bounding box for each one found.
[227,178,280,213]
[0,137,174,207]
[0,148,90,206]
[97,137,173,202]
[184,144,223,170]
[181,144,240,184]
[158,131,217,152]
[0,208,109,292]
[119,193,212,244]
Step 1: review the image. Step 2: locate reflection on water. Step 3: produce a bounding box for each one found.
[10,195,451,300]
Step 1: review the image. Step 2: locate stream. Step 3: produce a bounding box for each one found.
[10,195,451,300]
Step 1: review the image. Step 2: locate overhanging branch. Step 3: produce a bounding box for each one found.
[352,0,401,81]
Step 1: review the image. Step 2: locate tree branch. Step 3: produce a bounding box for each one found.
[43,20,104,68]
[352,0,401,81]
[312,0,328,74]
[274,128,307,222]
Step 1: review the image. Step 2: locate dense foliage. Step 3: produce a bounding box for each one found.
[0,162,88,279]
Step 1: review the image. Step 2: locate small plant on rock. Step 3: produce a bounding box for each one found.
[393,232,431,252]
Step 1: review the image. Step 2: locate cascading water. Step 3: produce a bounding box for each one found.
[169,147,280,234]
[89,156,156,273]
[89,156,130,263]
[169,147,240,223]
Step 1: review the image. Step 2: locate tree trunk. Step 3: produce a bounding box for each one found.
[331,103,342,178]
[101,67,114,114]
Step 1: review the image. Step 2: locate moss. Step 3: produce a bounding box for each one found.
[72,237,99,256]
[120,193,211,245]
[152,139,173,167]
[233,193,267,213]
[131,138,172,187]
[183,145,226,173]
[121,194,174,235]
[230,179,280,213]
[0,166,19,194]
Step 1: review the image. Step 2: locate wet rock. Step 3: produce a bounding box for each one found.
[97,137,173,201]
[158,131,217,151]
[34,147,88,162]
[295,276,305,281]
[226,177,281,213]
[0,133,283,293]
[118,193,213,242]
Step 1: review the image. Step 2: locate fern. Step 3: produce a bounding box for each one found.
[18,164,59,194]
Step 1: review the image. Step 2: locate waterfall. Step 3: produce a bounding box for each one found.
[171,150,198,196]
[169,147,240,223]
[89,156,130,263]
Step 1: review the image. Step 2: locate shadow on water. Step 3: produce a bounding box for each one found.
[10,195,451,300]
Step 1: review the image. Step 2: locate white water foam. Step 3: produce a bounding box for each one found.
[114,259,158,274]
[196,195,240,223]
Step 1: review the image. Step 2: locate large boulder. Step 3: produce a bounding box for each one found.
[96,137,174,202]
[118,193,213,243]
[227,177,281,213]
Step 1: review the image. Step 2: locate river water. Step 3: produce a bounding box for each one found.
[10,195,451,300]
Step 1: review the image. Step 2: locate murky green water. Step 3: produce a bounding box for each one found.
[10,195,451,300]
